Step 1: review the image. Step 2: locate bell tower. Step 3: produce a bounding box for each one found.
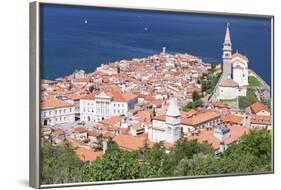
[222,23,232,79]
[165,98,181,143]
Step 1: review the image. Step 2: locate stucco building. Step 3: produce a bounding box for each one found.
[80,91,138,122]
[41,98,75,126]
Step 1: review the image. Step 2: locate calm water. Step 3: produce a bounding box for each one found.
[40,4,272,85]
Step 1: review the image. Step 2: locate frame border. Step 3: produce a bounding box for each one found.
[29,1,275,189]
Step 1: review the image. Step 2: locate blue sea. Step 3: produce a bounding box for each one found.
[40,4,272,85]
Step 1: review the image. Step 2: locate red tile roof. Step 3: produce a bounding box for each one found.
[232,52,249,62]
[113,134,153,151]
[213,102,227,108]
[99,115,124,127]
[80,93,96,100]
[250,102,270,114]
[74,127,87,133]
[222,114,243,124]
[52,129,65,136]
[181,112,220,126]
[251,115,271,125]
[187,125,249,150]
[88,130,99,137]
[75,148,103,162]
[41,98,74,109]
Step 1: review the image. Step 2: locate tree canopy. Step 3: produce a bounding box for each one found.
[41,129,272,184]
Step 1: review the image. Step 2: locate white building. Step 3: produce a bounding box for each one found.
[72,69,86,79]
[41,98,75,126]
[217,24,249,100]
[148,98,181,143]
[80,91,138,122]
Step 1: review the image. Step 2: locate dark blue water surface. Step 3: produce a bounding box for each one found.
[40,4,272,85]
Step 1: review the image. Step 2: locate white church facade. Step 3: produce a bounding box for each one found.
[217,24,249,100]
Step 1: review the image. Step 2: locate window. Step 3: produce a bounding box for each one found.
[70,108,72,112]
[49,111,52,115]
[168,127,172,134]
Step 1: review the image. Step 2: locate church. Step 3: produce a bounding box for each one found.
[216,24,249,100]
[148,98,182,144]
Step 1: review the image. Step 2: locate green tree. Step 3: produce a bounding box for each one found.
[41,143,87,184]
[192,91,200,102]
[218,129,272,173]
[173,153,217,176]
[88,150,140,181]
[140,142,169,178]
[158,139,213,176]
[106,138,119,153]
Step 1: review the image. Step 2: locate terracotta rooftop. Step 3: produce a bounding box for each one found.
[154,111,220,126]
[251,115,271,125]
[181,109,197,118]
[75,148,103,162]
[222,114,243,124]
[250,102,270,114]
[74,127,87,133]
[113,134,153,151]
[99,115,124,127]
[213,102,228,108]
[80,93,96,100]
[52,129,65,136]
[232,52,249,62]
[136,110,152,123]
[88,130,99,137]
[181,111,220,126]
[187,125,249,150]
[41,98,74,109]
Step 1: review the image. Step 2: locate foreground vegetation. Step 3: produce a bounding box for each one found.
[41,129,271,184]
